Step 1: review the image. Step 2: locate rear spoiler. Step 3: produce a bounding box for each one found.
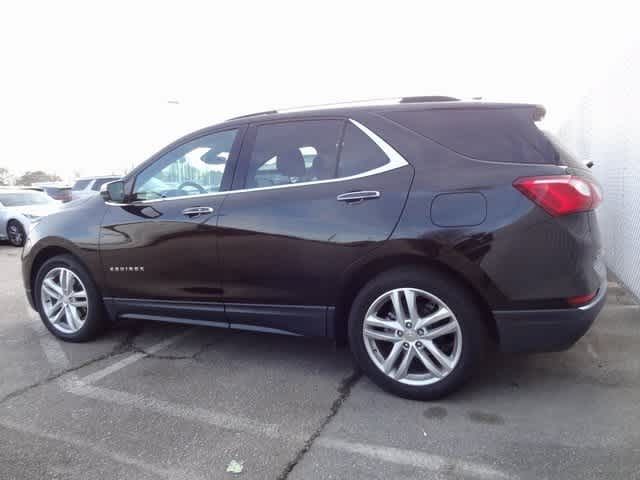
[533,105,546,122]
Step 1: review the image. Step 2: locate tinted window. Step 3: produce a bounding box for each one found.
[72,179,91,190]
[133,129,238,201]
[0,191,53,206]
[92,177,119,191]
[247,121,342,188]
[383,108,557,164]
[337,122,389,177]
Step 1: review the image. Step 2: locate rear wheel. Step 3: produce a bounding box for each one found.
[348,268,486,400]
[7,220,25,247]
[35,254,106,342]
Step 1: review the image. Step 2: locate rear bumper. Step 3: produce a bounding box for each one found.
[493,281,607,353]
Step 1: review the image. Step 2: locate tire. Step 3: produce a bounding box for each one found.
[7,220,25,247]
[348,267,487,400]
[34,254,106,342]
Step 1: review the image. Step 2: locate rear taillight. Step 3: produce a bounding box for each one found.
[567,291,597,307]
[513,175,602,216]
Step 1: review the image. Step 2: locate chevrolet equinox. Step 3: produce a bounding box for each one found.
[22,97,606,399]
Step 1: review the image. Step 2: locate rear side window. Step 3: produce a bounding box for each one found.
[337,122,389,177]
[247,120,343,188]
[383,108,557,164]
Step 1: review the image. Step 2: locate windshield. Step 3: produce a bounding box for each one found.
[0,191,54,207]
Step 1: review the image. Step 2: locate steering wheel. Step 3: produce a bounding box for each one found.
[177,181,206,195]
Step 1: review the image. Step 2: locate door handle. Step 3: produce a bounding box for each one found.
[336,191,381,203]
[182,206,215,217]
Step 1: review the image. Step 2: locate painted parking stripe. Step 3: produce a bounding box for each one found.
[29,302,513,479]
[64,379,514,479]
[316,437,516,480]
[64,380,282,439]
[80,329,194,385]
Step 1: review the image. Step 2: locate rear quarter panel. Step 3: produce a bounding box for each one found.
[354,113,602,310]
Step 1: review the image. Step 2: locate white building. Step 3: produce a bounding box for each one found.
[559,43,640,299]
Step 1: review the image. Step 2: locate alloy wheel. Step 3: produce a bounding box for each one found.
[40,267,89,334]
[362,288,462,386]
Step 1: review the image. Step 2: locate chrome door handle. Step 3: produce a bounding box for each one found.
[336,191,381,203]
[182,206,214,217]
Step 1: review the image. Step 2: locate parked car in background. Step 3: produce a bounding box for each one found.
[21,97,606,399]
[0,188,61,246]
[71,176,120,201]
[31,183,73,202]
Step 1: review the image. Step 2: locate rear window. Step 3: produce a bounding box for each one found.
[382,108,557,164]
[91,177,118,191]
[72,179,92,190]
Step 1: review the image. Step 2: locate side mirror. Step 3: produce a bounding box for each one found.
[100,180,126,203]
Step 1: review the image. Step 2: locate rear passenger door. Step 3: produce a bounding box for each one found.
[217,117,414,336]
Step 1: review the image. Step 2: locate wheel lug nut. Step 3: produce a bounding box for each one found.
[396,330,404,337]
[405,322,412,329]
[402,342,410,349]
[416,341,423,348]
[417,329,424,336]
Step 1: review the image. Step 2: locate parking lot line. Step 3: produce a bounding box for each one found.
[25,294,515,480]
[63,379,514,479]
[316,437,516,480]
[0,418,203,480]
[79,328,194,385]
[64,380,283,439]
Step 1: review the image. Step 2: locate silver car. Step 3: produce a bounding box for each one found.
[71,176,120,201]
[0,189,61,246]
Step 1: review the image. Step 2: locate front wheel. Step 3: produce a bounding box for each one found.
[35,254,106,342]
[7,220,25,247]
[348,268,487,400]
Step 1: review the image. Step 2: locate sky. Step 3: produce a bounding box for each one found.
[0,1,638,181]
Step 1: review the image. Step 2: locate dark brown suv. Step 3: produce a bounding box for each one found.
[22,97,606,399]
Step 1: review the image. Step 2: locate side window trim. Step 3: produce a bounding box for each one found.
[232,118,408,193]
[126,119,409,204]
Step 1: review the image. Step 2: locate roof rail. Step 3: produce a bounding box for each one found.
[227,110,278,121]
[227,95,461,121]
[399,96,459,103]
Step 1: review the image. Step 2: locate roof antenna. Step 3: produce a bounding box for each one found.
[586,161,594,169]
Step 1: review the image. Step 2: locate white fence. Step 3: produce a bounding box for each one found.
[558,44,640,299]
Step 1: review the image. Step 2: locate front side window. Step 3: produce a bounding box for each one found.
[247,121,343,188]
[133,129,238,201]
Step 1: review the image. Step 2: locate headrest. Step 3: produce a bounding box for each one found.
[276,148,305,178]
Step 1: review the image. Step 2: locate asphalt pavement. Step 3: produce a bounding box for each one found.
[1,243,639,479]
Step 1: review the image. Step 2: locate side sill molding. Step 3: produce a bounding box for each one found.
[104,297,330,338]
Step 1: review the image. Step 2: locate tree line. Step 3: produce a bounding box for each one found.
[0,167,61,186]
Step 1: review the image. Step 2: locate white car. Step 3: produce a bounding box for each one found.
[0,189,61,246]
[71,176,120,201]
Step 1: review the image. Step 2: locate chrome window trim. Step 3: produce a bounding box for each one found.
[108,119,409,206]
